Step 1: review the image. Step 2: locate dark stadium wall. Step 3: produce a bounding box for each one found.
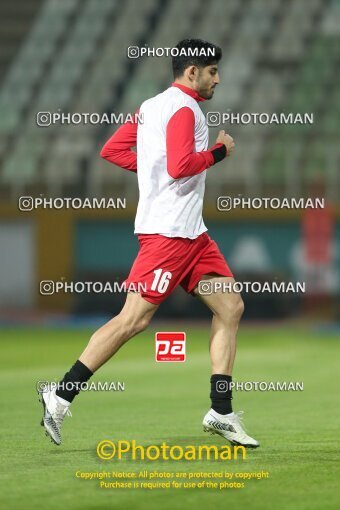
[1,204,339,314]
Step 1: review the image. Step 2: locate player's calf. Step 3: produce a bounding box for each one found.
[38,293,158,445]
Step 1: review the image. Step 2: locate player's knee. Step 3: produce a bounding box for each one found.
[234,295,245,320]
[133,316,150,334]
[119,313,150,337]
[229,295,244,322]
[217,294,244,324]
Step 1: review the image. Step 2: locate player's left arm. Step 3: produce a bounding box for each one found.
[100,110,139,172]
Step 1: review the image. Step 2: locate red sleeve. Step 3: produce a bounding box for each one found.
[100,110,139,172]
[166,107,225,179]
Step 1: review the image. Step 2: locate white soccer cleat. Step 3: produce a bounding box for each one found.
[203,408,259,448]
[38,386,72,445]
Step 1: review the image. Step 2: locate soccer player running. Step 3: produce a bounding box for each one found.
[39,39,259,448]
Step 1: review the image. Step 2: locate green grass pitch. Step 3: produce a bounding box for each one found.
[1,324,340,510]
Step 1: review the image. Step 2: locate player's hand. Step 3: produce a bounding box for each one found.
[216,130,235,155]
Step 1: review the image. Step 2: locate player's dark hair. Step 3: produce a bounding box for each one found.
[172,39,222,78]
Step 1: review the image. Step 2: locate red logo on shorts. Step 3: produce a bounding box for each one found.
[155,332,186,362]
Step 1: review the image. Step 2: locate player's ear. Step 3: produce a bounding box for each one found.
[186,65,199,82]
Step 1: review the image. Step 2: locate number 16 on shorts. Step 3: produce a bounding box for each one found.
[155,332,186,362]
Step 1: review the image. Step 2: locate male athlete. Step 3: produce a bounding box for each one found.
[39,39,259,448]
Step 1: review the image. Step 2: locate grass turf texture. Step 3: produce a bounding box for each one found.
[0,324,340,510]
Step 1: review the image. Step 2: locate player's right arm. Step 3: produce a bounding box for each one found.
[166,107,234,179]
[215,130,235,155]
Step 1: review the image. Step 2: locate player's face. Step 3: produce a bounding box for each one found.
[196,65,220,99]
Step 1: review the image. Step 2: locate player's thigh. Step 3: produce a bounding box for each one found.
[193,275,244,318]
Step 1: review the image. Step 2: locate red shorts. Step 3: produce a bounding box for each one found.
[124,232,233,304]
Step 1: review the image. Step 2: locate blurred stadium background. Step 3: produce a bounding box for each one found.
[0,0,340,322]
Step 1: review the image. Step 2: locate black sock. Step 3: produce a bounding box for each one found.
[210,374,233,415]
[56,360,93,403]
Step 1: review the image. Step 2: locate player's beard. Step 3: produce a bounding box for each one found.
[197,85,215,100]
[196,72,216,99]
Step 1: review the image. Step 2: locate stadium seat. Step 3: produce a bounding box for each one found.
[2,151,37,185]
[0,0,339,200]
